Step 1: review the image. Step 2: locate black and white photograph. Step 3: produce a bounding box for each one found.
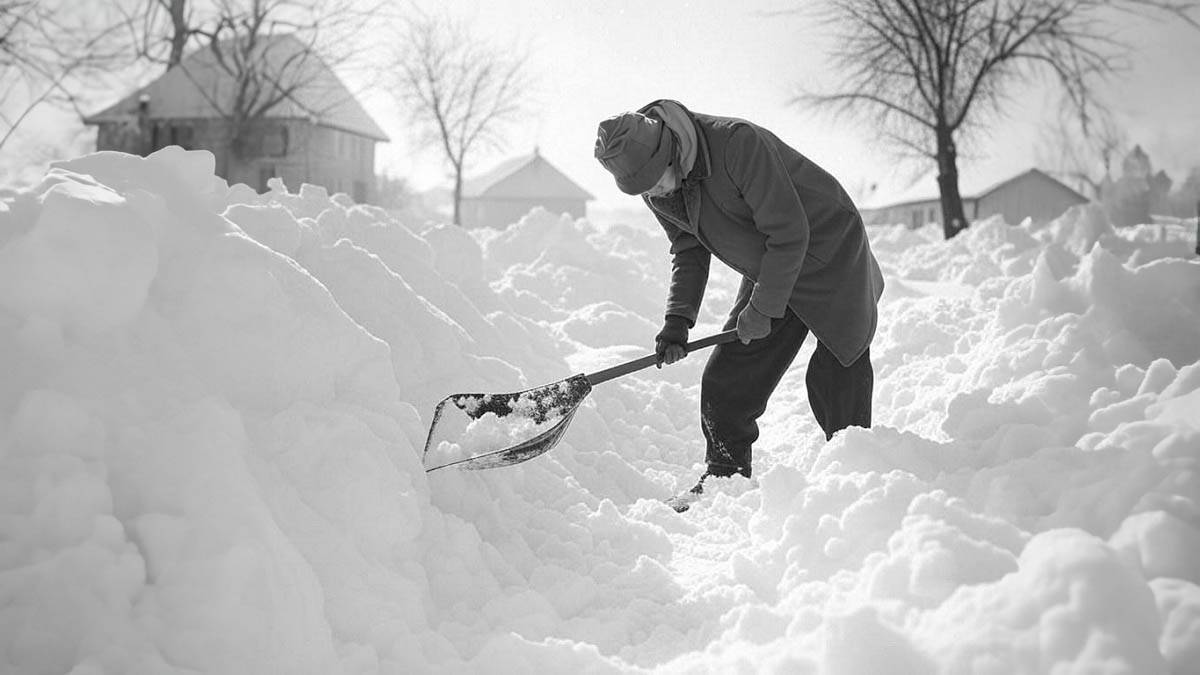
[1,1,1199,673]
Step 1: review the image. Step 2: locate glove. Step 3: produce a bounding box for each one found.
[735,303,772,344]
[655,315,690,367]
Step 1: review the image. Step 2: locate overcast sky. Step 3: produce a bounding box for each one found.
[5,1,1199,208]
[365,0,1200,209]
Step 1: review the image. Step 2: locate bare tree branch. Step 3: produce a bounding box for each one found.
[1,0,131,151]
[389,9,531,226]
[1037,96,1128,197]
[795,0,1200,239]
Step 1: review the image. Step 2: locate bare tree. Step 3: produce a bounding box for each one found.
[113,0,197,70]
[390,11,528,226]
[1,1,128,151]
[1038,100,1127,199]
[797,0,1199,239]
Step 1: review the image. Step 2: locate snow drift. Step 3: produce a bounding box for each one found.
[1,148,1197,674]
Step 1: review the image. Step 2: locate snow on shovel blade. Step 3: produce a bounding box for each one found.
[422,374,593,472]
[420,330,739,473]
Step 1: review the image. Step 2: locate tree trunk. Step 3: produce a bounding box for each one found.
[167,0,189,68]
[452,168,463,226]
[216,124,236,181]
[936,126,968,239]
[1194,200,1199,257]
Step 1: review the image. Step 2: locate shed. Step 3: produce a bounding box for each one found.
[460,150,594,228]
[861,168,1088,228]
[82,34,388,202]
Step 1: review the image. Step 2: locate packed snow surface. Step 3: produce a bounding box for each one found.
[1,148,1198,674]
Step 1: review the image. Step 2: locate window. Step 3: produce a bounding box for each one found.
[149,122,195,152]
[263,125,288,157]
[149,122,163,153]
[170,124,194,149]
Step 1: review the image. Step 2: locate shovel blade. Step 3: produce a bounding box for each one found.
[422,374,592,472]
[425,407,582,472]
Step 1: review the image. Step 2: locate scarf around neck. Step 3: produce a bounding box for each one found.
[648,101,698,180]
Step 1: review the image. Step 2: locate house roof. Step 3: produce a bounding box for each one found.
[83,34,388,141]
[860,167,1087,211]
[462,150,595,201]
[975,168,1088,203]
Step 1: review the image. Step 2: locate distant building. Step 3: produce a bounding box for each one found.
[861,168,1088,228]
[460,149,594,228]
[1102,145,1175,225]
[82,35,388,203]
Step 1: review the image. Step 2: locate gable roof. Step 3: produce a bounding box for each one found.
[975,168,1088,202]
[83,34,388,141]
[462,150,595,201]
[861,167,1087,211]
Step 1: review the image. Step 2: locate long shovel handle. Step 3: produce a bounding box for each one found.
[585,329,740,387]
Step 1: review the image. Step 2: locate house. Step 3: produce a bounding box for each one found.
[460,149,594,228]
[861,168,1088,228]
[82,34,388,203]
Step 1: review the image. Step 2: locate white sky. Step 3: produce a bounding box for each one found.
[3,1,1198,208]
[364,0,1200,210]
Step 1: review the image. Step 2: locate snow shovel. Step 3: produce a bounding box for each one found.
[422,329,739,473]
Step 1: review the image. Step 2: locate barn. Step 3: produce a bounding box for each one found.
[861,168,1089,228]
[460,150,594,228]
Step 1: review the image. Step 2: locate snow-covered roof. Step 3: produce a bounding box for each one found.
[462,150,595,201]
[83,34,388,142]
[860,167,1086,211]
[976,168,1087,202]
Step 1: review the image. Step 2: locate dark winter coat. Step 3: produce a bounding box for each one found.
[641,100,884,367]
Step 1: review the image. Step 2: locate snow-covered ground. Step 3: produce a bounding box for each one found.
[1,148,1198,674]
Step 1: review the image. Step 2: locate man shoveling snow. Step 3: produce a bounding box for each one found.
[594,100,885,512]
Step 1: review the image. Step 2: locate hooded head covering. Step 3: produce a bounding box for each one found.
[594,112,675,195]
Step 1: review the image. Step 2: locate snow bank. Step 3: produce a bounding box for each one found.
[1,148,1197,674]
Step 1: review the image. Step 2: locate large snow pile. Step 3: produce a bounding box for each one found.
[1,148,1197,674]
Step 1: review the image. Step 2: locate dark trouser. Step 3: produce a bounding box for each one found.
[701,309,873,477]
